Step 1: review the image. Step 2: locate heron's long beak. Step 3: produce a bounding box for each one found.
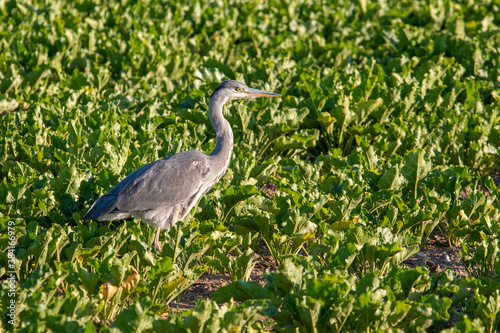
[246,88,281,98]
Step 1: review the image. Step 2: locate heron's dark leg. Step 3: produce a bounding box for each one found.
[153,227,162,252]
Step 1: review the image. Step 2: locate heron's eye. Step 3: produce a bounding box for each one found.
[236,87,243,91]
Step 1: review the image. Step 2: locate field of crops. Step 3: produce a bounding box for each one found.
[1,0,500,331]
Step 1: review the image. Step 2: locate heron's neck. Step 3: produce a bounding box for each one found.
[208,95,234,169]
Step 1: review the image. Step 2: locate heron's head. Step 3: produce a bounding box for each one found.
[211,80,281,100]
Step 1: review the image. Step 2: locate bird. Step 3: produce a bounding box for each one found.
[83,80,281,252]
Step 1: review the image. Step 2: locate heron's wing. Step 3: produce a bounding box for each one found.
[117,151,210,211]
[83,151,210,220]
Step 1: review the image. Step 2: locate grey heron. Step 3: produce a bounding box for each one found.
[82,80,281,252]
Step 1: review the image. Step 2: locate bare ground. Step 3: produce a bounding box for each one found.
[170,242,277,314]
[402,231,468,276]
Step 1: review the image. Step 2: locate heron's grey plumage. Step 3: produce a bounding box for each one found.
[83,80,280,252]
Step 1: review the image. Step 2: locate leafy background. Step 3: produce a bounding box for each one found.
[1,0,500,331]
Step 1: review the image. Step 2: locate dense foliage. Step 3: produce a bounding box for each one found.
[1,0,500,331]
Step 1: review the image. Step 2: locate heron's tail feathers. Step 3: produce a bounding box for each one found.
[82,194,121,221]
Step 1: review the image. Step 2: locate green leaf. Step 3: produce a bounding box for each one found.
[377,164,405,190]
[219,185,260,223]
[401,150,432,199]
[211,280,279,306]
[273,258,304,293]
[273,129,320,152]
[111,298,154,332]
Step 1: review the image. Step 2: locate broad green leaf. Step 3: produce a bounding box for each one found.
[111,298,154,332]
[401,150,432,199]
[211,280,279,306]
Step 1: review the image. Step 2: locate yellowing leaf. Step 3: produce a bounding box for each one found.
[291,231,315,254]
[121,266,140,293]
[101,266,140,301]
[101,282,118,301]
[330,218,359,231]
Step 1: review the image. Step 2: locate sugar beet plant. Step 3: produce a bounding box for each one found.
[1,0,500,332]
